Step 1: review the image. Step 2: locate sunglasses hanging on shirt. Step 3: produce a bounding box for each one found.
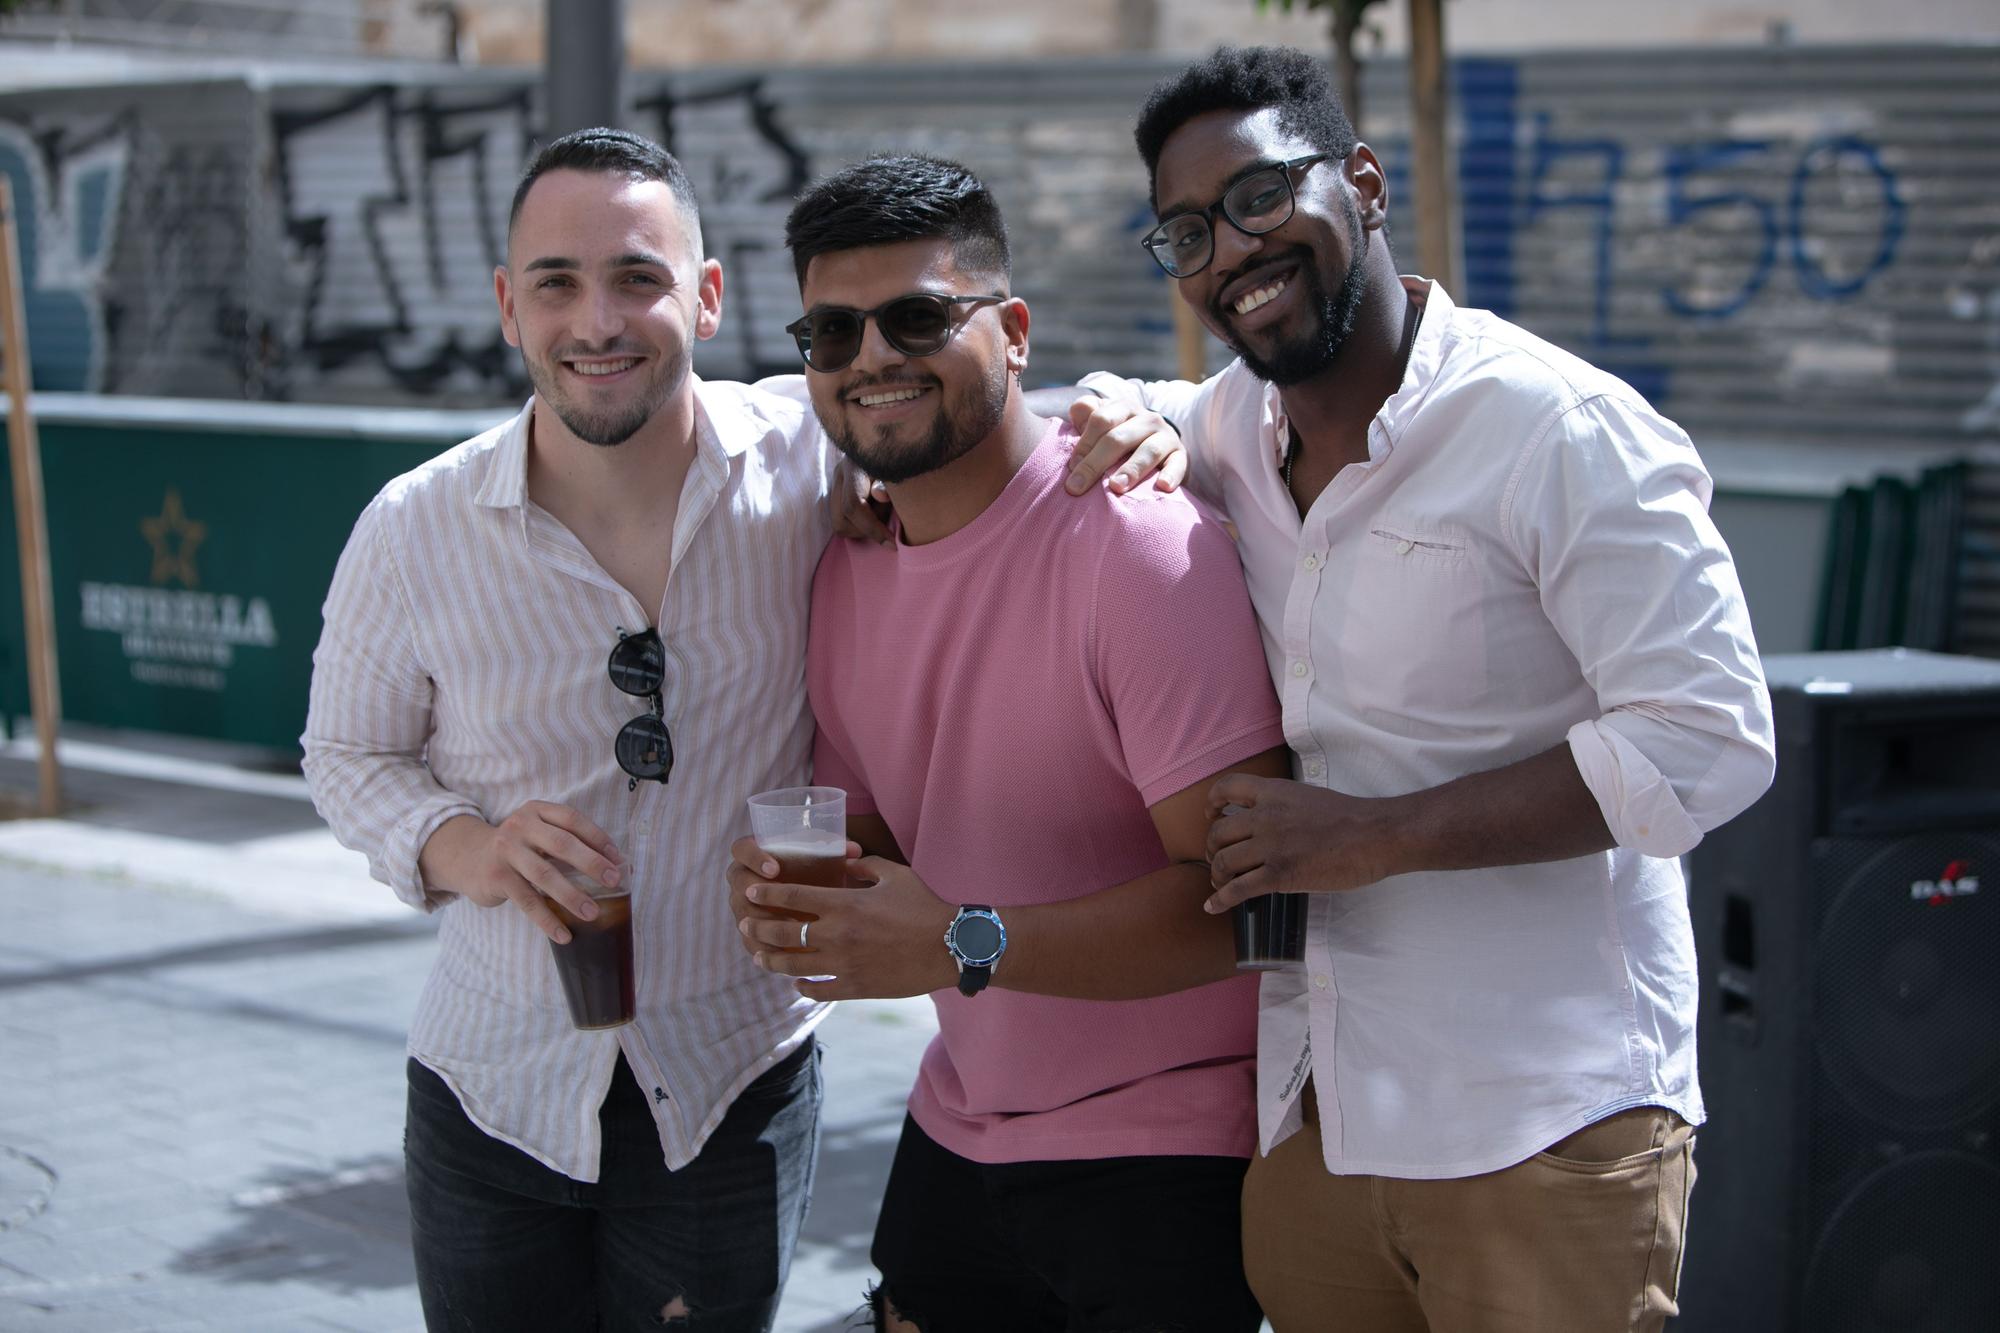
[608,627,673,791]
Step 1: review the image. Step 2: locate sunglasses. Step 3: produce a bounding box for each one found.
[608,627,672,791]
[784,292,1005,373]
[1140,153,1333,279]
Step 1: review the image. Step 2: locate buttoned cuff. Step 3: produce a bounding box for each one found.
[385,800,485,912]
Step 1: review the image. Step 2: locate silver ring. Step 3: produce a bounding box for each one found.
[798,920,810,949]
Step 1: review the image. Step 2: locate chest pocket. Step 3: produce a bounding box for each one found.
[1362,523,1472,574]
[1336,518,1491,721]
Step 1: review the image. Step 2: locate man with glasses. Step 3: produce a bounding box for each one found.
[726,153,1288,1331]
[300,129,1177,1332]
[1075,46,1775,1333]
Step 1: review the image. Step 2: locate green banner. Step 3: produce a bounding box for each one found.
[1,397,508,751]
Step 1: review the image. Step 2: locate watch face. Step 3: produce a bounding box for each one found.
[953,914,1003,964]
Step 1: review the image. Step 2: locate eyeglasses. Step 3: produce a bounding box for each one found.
[784,293,1005,373]
[1140,153,1333,279]
[608,627,672,791]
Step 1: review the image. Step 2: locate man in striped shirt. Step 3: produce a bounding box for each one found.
[302,129,1176,1332]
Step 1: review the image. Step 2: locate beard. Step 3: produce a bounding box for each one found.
[522,338,690,447]
[824,354,1010,484]
[1215,203,1370,387]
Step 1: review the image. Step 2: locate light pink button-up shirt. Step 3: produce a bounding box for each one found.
[1086,280,1775,1179]
[303,377,834,1181]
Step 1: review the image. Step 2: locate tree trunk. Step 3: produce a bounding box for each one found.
[1331,4,1365,134]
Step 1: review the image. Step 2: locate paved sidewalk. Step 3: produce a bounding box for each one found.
[0,739,934,1331]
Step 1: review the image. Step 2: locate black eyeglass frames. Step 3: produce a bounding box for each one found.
[608,627,672,790]
[784,292,1005,373]
[1139,153,1333,279]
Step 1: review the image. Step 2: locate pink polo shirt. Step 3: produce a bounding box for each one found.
[808,418,1286,1164]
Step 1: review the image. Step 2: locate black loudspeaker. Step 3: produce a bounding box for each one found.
[1676,649,2000,1332]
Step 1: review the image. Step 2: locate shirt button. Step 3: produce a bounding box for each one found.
[1305,758,1324,778]
[1312,974,1330,990]
[1291,660,1309,678]
[1396,539,1415,555]
[1302,552,1321,571]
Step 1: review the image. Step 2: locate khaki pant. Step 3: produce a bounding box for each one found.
[1242,1092,1695,1333]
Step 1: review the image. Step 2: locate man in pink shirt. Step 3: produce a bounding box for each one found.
[727,154,1289,1331]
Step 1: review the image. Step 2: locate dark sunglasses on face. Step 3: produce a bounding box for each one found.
[784,292,1006,373]
[608,627,672,791]
[1140,153,1334,279]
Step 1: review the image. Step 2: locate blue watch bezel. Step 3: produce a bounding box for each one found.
[946,906,1007,968]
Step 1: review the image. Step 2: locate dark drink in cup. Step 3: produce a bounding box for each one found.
[1233,893,1306,971]
[549,889,635,1029]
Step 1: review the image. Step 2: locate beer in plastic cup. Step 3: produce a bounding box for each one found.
[746,786,847,952]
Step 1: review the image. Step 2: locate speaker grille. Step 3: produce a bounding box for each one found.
[1802,1151,2000,1332]
[1812,835,2000,1131]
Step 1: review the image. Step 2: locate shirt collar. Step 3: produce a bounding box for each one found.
[1380,276,1454,442]
[473,399,535,510]
[687,375,756,465]
[1265,275,1456,463]
[471,376,750,512]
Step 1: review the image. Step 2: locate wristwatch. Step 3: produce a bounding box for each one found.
[944,905,1007,997]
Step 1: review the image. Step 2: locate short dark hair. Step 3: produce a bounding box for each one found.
[784,154,1010,289]
[507,127,701,251]
[1134,46,1358,205]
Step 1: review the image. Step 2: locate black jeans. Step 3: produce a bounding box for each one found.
[404,1041,821,1332]
[869,1114,1263,1333]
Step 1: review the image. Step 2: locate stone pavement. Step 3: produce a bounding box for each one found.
[0,736,935,1331]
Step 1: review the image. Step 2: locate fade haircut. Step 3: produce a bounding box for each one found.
[1134,45,1358,205]
[507,127,703,257]
[784,154,1010,289]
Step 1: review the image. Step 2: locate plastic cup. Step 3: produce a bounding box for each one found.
[746,787,847,953]
[547,863,635,1029]
[1232,893,1307,971]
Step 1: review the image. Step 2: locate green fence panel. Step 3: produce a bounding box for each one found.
[0,444,26,727]
[1,395,508,752]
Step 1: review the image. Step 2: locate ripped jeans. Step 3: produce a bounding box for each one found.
[404,1043,821,1332]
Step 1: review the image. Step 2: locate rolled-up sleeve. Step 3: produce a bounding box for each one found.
[300,500,481,909]
[1508,394,1776,857]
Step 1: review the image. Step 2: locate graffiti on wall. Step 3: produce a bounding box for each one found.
[1523,115,1906,328]
[273,85,534,399]
[637,78,810,378]
[126,143,261,394]
[267,75,815,398]
[4,51,1993,449]
[0,114,128,392]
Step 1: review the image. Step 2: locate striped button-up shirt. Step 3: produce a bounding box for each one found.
[1086,281,1775,1179]
[302,378,834,1180]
